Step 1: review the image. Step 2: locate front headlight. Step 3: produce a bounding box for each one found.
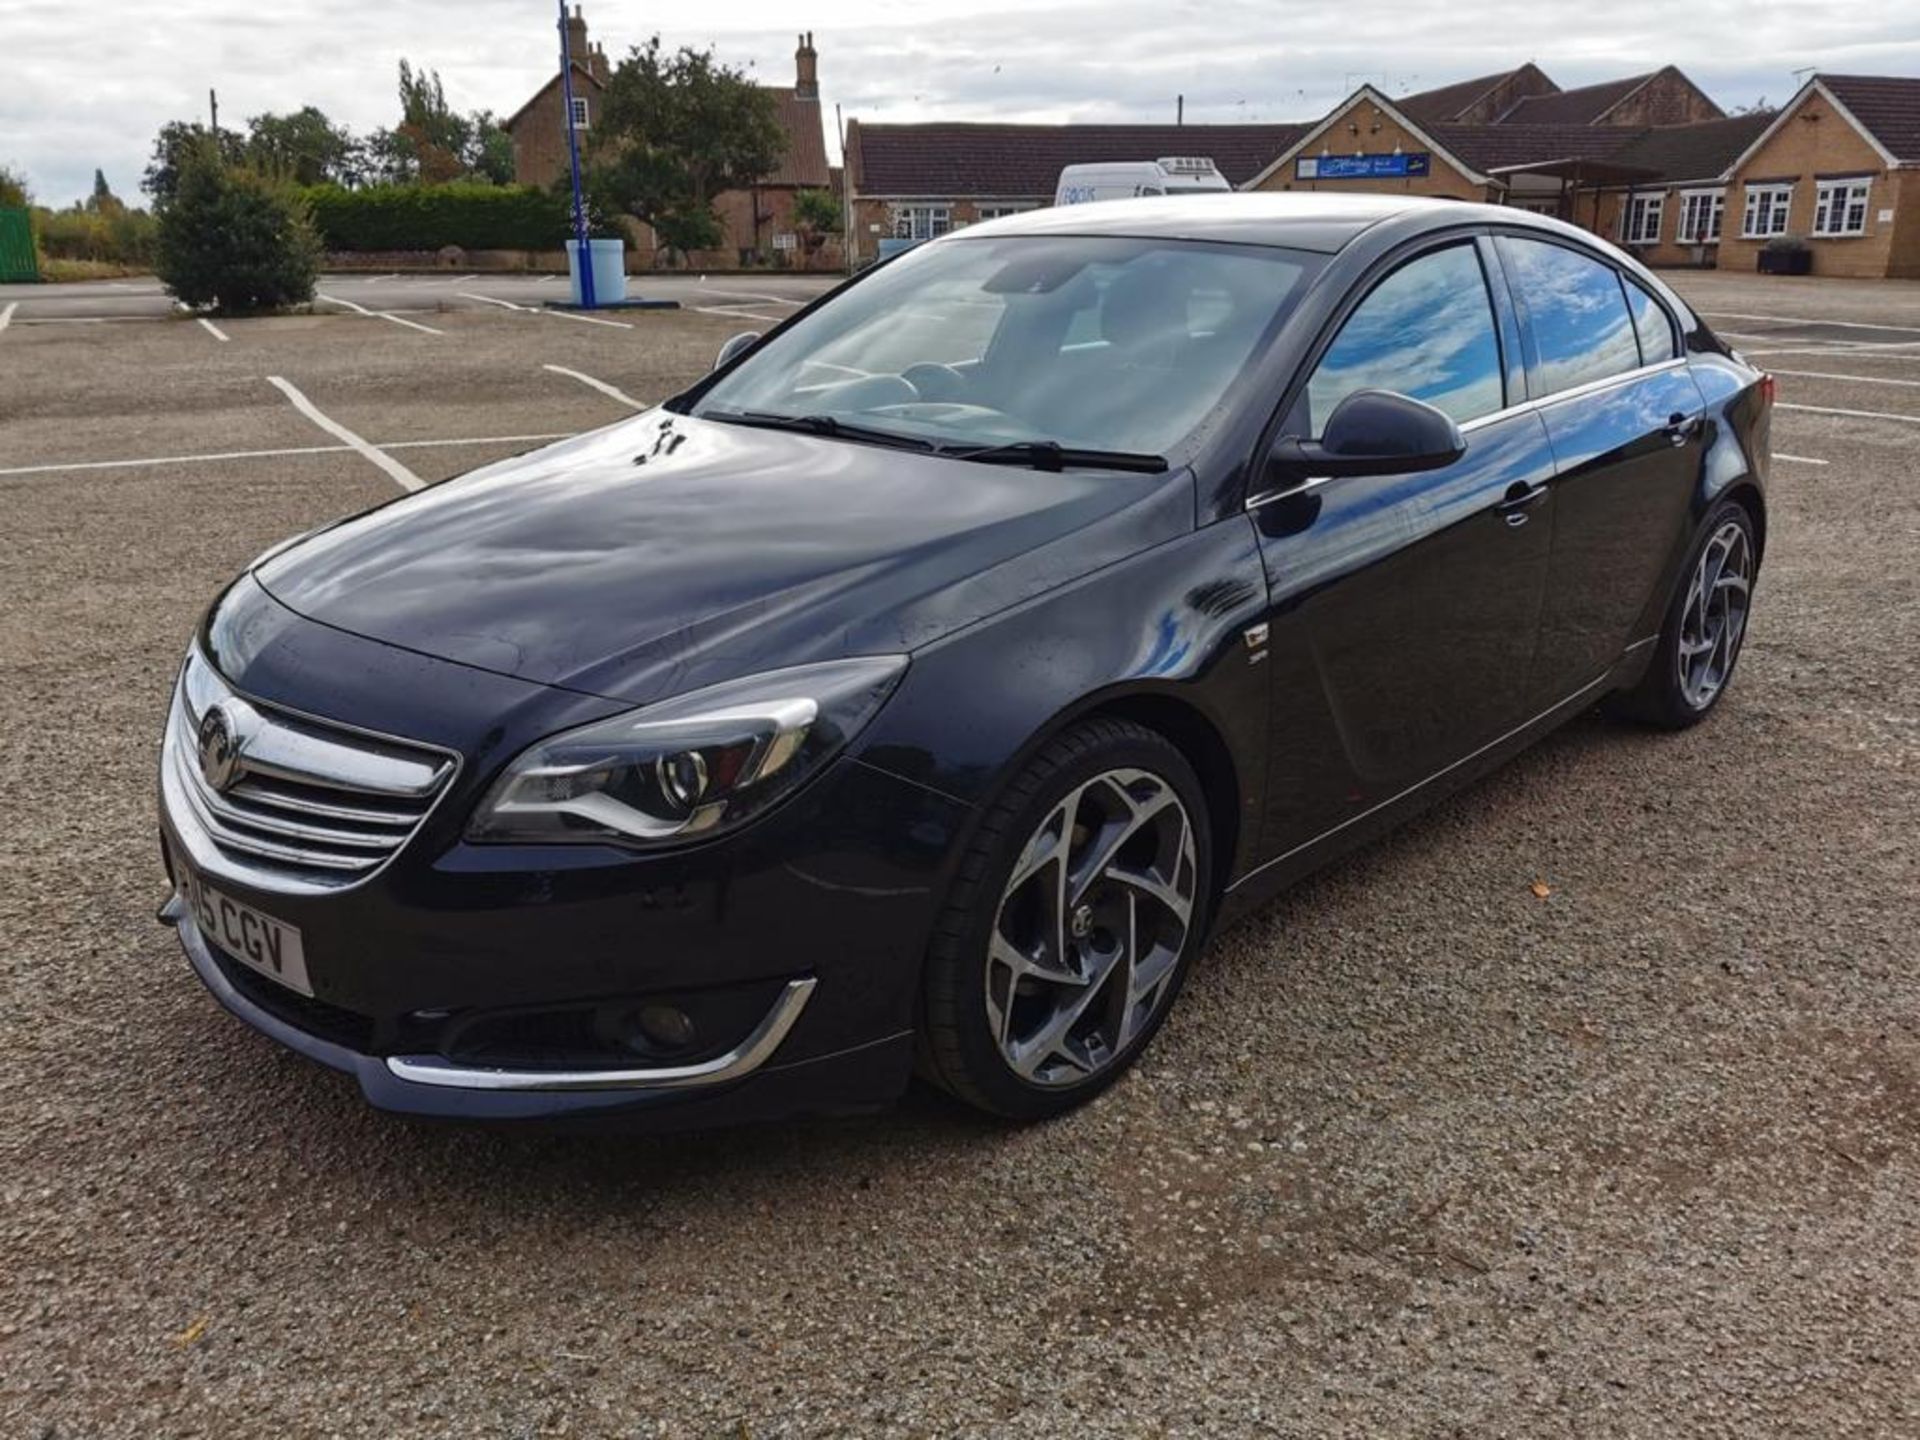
[466,656,908,849]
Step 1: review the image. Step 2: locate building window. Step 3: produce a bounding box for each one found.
[570,96,589,129]
[1622,194,1664,246]
[1813,179,1871,237]
[892,205,950,241]
[1742,183,1793,238]
[1511,198,1561,216]
[974,205,1033,221]
[1677,190,1725,243]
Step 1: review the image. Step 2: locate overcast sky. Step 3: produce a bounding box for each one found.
[3,0,1914,206]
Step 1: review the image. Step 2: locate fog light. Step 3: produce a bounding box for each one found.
[635,1003,697,1051]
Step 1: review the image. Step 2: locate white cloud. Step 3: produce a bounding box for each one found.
[2,0,1913,206]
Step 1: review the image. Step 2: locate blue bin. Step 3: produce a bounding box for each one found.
[567,238,627,306]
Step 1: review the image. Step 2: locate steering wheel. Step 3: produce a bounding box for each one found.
[900,363,969,403]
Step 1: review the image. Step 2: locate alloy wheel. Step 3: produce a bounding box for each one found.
[1676,520,1753,711]
[986,767,1198,1088]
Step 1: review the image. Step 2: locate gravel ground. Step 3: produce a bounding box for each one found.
[1,276,1916,1438]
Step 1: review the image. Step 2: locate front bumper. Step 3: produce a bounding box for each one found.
[157,581,970,1126]
[166,893,915,1125]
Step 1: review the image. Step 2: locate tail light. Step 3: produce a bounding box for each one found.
[1759,373,1777,408]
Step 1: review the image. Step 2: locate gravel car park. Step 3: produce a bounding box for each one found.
[1,265,1915,1436]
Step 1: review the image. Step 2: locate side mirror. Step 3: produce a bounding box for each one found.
[713,331,762,371]
[1269,389,1466,482]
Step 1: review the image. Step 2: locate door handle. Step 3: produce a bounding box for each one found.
[1496,482,1547,527]
[1665,411,1703,446]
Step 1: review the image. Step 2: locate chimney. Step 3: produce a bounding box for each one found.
[590,40,608,84]
[566,5,589,64]
[795,31,818,102]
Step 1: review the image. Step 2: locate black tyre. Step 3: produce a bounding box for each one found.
[1608,499,1758,730]
[918,717,1212,1120]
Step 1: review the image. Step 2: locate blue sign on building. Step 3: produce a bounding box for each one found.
[1298,152,1432,180]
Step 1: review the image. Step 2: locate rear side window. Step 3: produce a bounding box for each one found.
[1498,237,1641,395]
[1306,243,1504,429]
[1623,279,1677,364]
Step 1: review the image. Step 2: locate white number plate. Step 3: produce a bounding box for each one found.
[177,861,312,997]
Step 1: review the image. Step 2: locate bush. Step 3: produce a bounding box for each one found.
[157,152,320,312]
[301,182,569,251]
[33,206,158,267]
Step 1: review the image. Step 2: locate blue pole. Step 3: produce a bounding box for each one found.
[557,0,596,308]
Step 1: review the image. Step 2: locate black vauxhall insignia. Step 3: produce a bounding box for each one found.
[159,194,1770,1127]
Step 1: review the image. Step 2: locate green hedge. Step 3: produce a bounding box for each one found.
[301,183,571,252]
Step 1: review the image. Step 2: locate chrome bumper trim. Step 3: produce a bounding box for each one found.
[381,978,818,1092]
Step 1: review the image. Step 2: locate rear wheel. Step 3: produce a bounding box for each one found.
[1610,499,1757,729]
[918,719,1210,1120]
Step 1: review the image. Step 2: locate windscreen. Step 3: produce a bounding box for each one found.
[692,235,1316,458]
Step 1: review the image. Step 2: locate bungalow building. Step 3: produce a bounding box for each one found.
[836,63,1920,278]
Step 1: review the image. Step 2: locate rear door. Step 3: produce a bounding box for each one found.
[1492,234,1708,706]
[1249,237,1558,858]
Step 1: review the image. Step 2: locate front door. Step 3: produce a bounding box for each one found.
[1249,239,1557,861]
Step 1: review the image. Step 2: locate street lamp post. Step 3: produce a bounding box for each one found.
[557,0,596,309]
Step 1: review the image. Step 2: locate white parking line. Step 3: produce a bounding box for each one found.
[543,363,646,409]
[0,302,16,333]
[1700,310,1920,336]
[317,292,444,335]
[267,375,424,492]
[1770,368,1920,389]
[693,306,784,324]
[1774,454,1830,466]
[694,285,807,306]
[0,432,573,481]
[1777,401,1920,426]
[197,317,230,343]
[459,292,535,312]
[544,308,634,330]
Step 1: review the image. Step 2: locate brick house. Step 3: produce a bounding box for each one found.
[503,5,610,191]
[1713,75,1920,279]
[504,13,834,269]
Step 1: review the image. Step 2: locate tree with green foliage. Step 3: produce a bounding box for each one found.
[155,139,319,312]
[144,121,245,205]
[791,187,840,266]
[465,113,516,186]
[245,107,362,187]
[0,163,30,208]
[586,37,786,262]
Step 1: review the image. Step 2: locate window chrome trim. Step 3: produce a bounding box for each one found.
[1244,357,1691,512]
[382,979,818,1092]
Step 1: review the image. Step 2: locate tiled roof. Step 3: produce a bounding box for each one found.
[1499,73,1658,125]
[1400,70,1533,124]
[851,122,1309,197]
[1604,111,1778,183]
[1821,74,1920,162]
[1431,122,1644,173]
[762,86,831,187]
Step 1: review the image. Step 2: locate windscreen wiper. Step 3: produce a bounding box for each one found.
[702,409,934,452]
[937,439,1169,473]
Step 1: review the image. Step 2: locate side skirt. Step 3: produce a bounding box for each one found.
[1211,651,1648,930]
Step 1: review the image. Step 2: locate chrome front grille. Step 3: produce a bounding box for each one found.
[163,648,457,889]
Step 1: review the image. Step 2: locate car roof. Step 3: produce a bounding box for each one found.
[957,192,1533,254]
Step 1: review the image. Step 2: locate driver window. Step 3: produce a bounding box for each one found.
[1305,244,1504,433]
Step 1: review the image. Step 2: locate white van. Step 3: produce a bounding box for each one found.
[1053,157,1231,206]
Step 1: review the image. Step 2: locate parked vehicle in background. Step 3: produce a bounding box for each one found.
[157,194,1770,1133]
[1055,157,1230,205]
